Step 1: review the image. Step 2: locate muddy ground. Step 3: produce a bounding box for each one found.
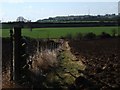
[69,38,120,89]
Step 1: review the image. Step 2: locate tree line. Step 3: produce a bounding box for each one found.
[2,21,118,29]
[37,14,119,23]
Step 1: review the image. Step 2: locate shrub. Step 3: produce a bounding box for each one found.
[65,33,73,40]
[99,32,111,39]
[75,33,83,40]
[112,29,117,37]
[84,32,96,40]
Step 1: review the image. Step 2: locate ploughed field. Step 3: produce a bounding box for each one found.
[1,26,118,38]
[69,38,120,89]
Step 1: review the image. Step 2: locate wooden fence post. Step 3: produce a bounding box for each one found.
[13,27,22,81]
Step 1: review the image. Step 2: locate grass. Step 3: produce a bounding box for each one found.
[45,43,86,87]
[1,26,118,38]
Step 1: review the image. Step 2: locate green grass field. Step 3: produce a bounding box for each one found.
[1,26,118,38]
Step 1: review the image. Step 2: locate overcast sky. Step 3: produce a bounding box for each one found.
[0,0,119,22]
